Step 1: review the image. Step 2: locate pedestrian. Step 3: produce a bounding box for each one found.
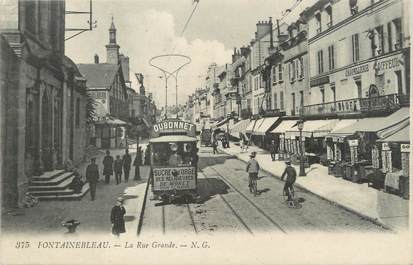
[102,150,114,184]
[68,169,84,194]
[110,197,126,237]
[85,157,99,201]
[212,138,218,155]
[144,146,151,165]
[270,140,277,161]
[246,151,260,193]
[122,149,132,182]
[281,160,297,202]
[114,155,123,185]
[133,147,142,180]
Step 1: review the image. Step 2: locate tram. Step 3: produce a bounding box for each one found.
[148,118,199,202]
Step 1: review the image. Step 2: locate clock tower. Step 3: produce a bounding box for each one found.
[106,16,120,64]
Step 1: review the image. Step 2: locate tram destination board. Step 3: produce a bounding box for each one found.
[153,166,197,191]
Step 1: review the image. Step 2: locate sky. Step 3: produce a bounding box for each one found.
[65,0,307,107]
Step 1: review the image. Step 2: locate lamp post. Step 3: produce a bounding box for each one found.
[297,119,306,176]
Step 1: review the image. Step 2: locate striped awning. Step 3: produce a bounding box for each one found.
[245,118,265,134]
[252,117,280,135]
[230,119,251,138]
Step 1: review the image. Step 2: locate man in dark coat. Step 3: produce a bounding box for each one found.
[85,158,99,201]
[102,150,114,184]
[133,147,142,180]
[114,155,123,185]
[281,160,297,201]
[122,149,132,182]
[212,139,218,155]
[110,197,126,237]
[144,146,151,165]
[270,140,277,161]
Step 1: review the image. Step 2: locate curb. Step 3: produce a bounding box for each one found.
[219,147,395,233]
[136,167,151,236]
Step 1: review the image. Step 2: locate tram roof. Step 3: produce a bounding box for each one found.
[149,135,197,143]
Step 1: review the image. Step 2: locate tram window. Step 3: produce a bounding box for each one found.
[152,142,197,166]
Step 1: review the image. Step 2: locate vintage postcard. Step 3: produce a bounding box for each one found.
[0,0,412,264]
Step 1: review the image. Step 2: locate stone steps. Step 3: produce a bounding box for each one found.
[30,172,74,187]
[28,170,89,201]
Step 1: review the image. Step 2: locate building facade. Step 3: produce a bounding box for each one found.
[304,0,410,117]
[1,0,87,208]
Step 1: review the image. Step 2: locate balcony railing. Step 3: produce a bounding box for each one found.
[301,93,409,118]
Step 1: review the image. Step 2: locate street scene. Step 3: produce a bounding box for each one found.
[0,0,411,250]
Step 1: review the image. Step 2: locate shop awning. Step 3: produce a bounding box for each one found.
[377,123,410,143]
[95,117,128,126]
[245,118,265,134]
[325,119,360,139]
[270,120,298,134]
[252,117,280,135]
[330,107,410,138]
[286,119,338,138]
[230,119,251,138]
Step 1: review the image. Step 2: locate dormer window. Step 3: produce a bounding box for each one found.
[325,5,333,28]
[315,12,322,34]
[349,0,358,15]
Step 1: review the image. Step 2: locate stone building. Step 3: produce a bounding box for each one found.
[1,0,87,208]
[304,0,410,116]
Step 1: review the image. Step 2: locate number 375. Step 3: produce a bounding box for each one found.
[15,241,30,248]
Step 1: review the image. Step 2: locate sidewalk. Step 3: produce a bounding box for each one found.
[218,143,409,232]
[1,145,150,236]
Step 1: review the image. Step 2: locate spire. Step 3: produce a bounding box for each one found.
[110,16,116,31]
[108,16,117,45]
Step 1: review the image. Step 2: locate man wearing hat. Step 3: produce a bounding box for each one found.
[281,160,297,201]
[86,157,99,201]
[110,197,126,237]
[246,151,260,193]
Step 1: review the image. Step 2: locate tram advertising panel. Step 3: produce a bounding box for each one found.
[152,167,196,191]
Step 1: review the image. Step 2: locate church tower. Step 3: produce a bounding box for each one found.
[106,16,120,64]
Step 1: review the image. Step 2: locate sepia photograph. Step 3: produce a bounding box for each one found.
[0,0,412,264]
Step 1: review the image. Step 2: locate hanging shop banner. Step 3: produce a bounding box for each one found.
[348,139,359,147]
[371,147,380,169]
[152,167,197,191]
[381,150,392,173]
[327,144,334,160]
[382,142,390,151]
[401,143,410,153]
[350,146,358,165]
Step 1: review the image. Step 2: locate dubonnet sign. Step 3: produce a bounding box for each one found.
[152,119,196,137]
[152,167,196,191]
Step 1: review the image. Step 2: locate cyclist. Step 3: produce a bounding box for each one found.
[246,151,260,195]
[281,160,297,202]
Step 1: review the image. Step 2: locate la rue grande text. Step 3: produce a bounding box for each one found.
[124,241,211,249]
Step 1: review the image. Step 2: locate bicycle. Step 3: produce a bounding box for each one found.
[282,184,302,209]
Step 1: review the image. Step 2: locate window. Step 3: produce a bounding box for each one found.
[295,59,300,79]
[315,12,322,33]
[272,66,277,84]
[75,98,80,127]
[393,18,403,50]
[387,22,393,53]
[326,5,333,28]
[328,45,335,71]
[320,88,325,103]
[274,93,277,109]
[278,63,283,82]
[352,33,360,62]
[25,1,37,34]
[299,57,304,79]
[300,91,304,106]
[291,93,296,112]
[280,91,284,110]
[317,50,324,74]
[371,25,384,57]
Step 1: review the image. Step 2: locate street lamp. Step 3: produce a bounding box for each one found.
[297,119,306,176]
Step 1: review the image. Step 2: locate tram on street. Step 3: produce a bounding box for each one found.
[148,119,199,202]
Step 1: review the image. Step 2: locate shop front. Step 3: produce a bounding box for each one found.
[269,120,298,160]
[376,123,410,199]
[251,117,280,150]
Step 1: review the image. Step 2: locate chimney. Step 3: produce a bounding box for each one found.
[269,17,274,49]
[94,54,99,64]
[256,18,272,39]
[276,19,281,37]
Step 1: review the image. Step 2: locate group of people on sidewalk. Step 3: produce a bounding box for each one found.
[82,148,145,201]
[246,151,297,201]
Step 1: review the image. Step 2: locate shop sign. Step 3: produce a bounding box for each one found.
[374,57,401,72]
[348,139,359,146]
[382,142,390,151]
[152,167,196,191]
[345,64,369,77]
[401,143,410,153]
[152,120,196,137]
